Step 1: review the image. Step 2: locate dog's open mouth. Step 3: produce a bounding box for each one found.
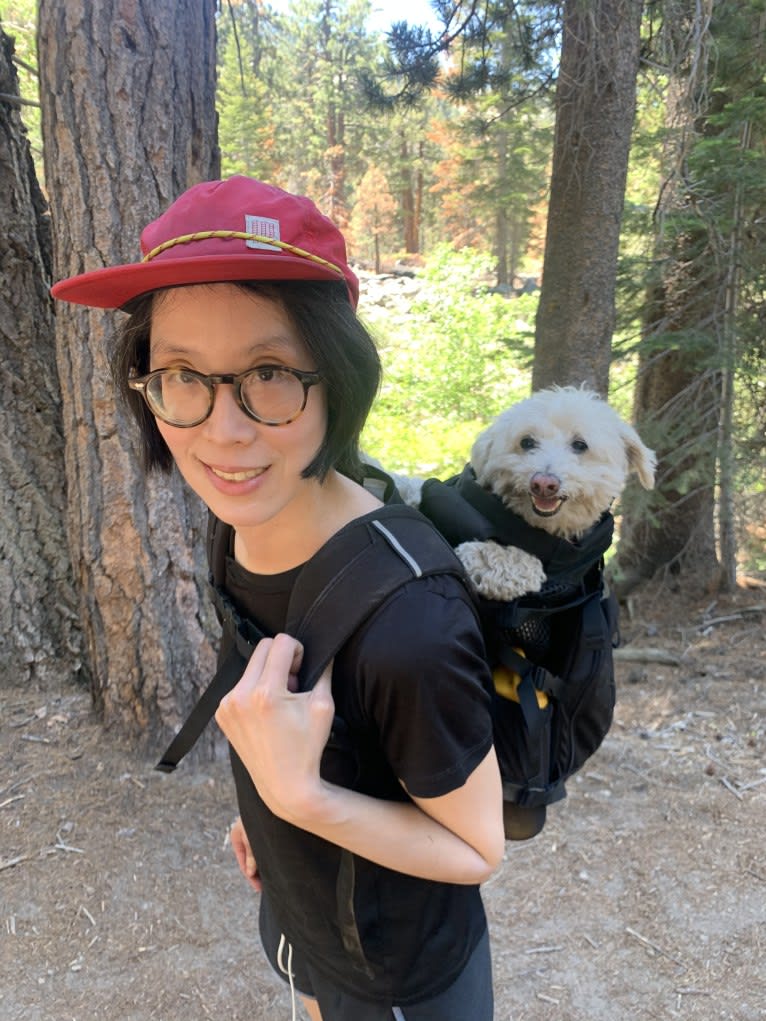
[530,495,567,517]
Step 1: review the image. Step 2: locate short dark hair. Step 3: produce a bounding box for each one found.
[112,280,381,482]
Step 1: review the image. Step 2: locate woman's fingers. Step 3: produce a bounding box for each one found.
[214,636,336,824]
[310,660,335,719]
[230,816,262,892]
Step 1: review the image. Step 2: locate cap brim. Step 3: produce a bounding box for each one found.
[51,253,354,309]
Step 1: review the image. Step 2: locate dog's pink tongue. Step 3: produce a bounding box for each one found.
[534,497,561,512]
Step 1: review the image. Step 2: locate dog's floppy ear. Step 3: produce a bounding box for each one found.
[470,415,503,483]
[620,421,656,489]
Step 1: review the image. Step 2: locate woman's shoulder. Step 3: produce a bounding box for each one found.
[368,572,481,642]
[348,572,489,687]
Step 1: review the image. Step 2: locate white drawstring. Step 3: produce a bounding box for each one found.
[277,932,297,1021]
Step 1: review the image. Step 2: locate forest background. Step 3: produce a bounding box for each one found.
[2,8,765,1020]
[0,0,764,742]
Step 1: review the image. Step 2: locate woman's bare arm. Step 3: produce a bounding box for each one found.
[215,634,505,885]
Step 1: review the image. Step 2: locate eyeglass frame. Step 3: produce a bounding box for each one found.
[127,364,323,428]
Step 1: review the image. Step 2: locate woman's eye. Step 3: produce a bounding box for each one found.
[175,370,199,384]
[254,367,281,382]
[520,435,537,451]
[571,438,589,454]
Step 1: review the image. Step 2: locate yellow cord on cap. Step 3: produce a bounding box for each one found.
[142,230,345,279]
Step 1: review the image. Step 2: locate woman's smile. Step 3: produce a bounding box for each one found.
[207,464,269,482]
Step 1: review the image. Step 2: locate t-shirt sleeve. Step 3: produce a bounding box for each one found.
[351,574,494,799]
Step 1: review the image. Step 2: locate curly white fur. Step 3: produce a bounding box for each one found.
[456,540,547,601]
[470,386,655,538]
[385,386,656,602]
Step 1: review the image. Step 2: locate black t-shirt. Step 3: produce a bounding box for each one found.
[224,541,495,1004]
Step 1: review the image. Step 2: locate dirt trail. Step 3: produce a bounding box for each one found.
[2,586,764,1020]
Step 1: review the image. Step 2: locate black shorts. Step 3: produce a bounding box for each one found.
[260,896,494,1021]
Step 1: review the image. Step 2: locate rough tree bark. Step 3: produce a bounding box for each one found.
[533,0,643,394]
[37,0,222,754]
[614,74,722,594]
[615,340,720,594]
[0,26,82,689]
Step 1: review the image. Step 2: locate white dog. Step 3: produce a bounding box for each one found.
[392,386,656,601]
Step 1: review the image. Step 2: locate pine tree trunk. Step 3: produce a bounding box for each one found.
[37,0,222,756]
[533,0,642,394]
[614,28,724,596]
[614,228,721,594]
[0,27,82,690]
[400,136,419,254]
[616,341,720,593]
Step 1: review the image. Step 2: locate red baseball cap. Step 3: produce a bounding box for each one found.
[51,176,359,309]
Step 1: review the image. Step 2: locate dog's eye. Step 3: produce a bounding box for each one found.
[571,438,589,454]
[519,436,537,451]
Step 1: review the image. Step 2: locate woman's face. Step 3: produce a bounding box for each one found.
[149,283,327,534]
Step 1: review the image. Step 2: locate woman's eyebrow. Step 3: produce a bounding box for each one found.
[150,335,298,359]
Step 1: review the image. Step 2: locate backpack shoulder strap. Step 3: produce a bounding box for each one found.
[156,511,263,773]
[156,502,464,772]
[206,509,229,589]
[286,503,468,691]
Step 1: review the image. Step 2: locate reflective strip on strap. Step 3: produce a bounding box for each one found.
[371,520,423,577]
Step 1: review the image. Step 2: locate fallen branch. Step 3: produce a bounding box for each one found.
[625,926,685,968]
[697,604,766,629]
[0,855,29,873]
[720,776,744,800]
[0,795,25,810]
[0,92,41,109]
[739,775,766,792]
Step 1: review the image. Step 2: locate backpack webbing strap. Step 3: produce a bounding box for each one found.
[492,579,611,708]
[155,641,252,773]
[156,505,463,772]
[286,507,466,691]
[496,645,560,703]
[155,577,269,773]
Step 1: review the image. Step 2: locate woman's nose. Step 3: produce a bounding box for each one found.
[200,383,255,442]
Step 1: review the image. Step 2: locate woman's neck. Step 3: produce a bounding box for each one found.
[233,470,382,575]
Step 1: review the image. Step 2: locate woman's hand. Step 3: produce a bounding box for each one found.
[217,634,503,886]
[230,816,261,891]
[215,633,335,824]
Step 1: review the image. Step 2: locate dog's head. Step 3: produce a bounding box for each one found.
[470,386,656,538]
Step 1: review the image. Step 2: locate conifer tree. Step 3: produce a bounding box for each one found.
[615,0,766,592]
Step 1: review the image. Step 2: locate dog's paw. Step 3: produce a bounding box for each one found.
[456,540,547,600]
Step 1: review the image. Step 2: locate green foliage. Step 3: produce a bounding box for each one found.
[4,0,760,572]
[215,1,557,278]
[362,245,535,476]
[0,0,42,179]
[363,1,560,108]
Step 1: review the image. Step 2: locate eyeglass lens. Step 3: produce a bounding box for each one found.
[145,368,308,425]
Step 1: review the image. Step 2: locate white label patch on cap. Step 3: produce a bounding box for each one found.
[245,215,281,251]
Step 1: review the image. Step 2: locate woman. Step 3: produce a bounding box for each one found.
[53,176,505,1021]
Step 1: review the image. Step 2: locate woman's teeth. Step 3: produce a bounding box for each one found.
[210,467,265,482]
